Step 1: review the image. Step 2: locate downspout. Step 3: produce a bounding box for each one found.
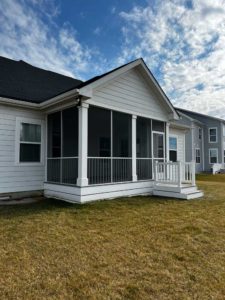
[191,122,195,162]
[202,126,205,171]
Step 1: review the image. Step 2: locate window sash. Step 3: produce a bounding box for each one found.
[209,128,217,142]
[195,149,201,163]
[209,149,218,164]
[16,117,43,164]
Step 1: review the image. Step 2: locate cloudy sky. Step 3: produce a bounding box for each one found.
[0,0,225,117]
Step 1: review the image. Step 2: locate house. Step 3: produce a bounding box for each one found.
[170,108,225,173]
[0,56,203,203]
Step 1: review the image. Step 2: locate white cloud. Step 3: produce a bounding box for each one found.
[93,27,101,35]
[0,0,106,80]
[119,0,225,118]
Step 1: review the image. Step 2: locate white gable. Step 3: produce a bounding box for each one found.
[87,67,170,121]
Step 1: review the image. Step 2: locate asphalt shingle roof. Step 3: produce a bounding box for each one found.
[0,56,83,103]
[0,56,139,104]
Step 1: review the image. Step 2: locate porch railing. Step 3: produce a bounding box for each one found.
[154,161,196,187]
[47,157,78,185]
[137,158,153,180]
[88,157,132,185]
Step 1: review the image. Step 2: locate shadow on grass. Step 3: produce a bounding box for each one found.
[0,198,82,219]
[0,194,193,220]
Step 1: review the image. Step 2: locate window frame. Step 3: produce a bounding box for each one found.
[169,135,178,162]
[208,127,217,143]
[15,117,44,165]
[209,148,218,164]
[195,148,201,164]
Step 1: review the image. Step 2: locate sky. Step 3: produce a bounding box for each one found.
[0,0,225,117]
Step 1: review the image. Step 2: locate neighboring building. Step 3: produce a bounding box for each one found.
[0,56,203,202]
[171,108,225,173]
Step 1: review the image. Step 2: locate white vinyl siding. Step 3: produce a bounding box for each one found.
[0,104,45,193]
[89,68,169,121]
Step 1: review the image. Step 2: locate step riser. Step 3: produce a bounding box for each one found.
[153,190,204,200]
[154,186,197,193]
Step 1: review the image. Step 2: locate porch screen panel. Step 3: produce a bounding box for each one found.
[47,112,61,183]
[136,117,152,180]
[62,107,79,184]
[88,106,111,184]
[47,112,61,158]
[113,111,132,182]
[152,120,165,132]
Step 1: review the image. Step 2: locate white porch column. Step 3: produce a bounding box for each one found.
[132,115,137,181]
[166,122,170,161]
[77,102,89,187]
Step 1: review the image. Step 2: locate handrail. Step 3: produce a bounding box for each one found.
[154,160,196,187]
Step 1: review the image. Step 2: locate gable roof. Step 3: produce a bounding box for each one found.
[0,56,82,103]
[0,56,178,119]
[176,107,225,124]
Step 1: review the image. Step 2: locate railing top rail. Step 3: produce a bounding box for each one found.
[47,156,78,159]
[88,157,132,159]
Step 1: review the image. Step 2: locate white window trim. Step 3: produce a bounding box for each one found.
[208,127,217,143]
[209,148,218,164]
[195,148,201,164]
[15,117,45,166]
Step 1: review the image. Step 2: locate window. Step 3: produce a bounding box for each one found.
[196,148,201,164]
[153,132,164,158]
[209,128,217,143]
[209,148,218,164]
[199,128,202,140]
[16,118,43,163]
[169,136,177,162]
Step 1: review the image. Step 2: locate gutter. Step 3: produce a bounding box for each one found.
[0,88,91,111]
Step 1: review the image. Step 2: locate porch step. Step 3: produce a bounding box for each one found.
[155,184,197,194]
[153,188,204,200]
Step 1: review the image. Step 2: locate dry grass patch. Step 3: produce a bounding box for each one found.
[1,180,225,299]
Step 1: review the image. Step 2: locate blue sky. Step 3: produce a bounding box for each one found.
[1,0,225,117]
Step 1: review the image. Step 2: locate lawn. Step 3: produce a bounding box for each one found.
[1,177,225,299]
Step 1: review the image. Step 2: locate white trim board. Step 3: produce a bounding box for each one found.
[44,181,154,203]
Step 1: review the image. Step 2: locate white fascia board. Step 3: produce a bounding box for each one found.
[0,96,39,109]
[0,88,91,111]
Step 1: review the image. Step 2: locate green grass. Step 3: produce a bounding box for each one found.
[196,173,225,182]
[1,179,225,299]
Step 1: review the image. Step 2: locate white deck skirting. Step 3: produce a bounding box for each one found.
[44,180,154,204]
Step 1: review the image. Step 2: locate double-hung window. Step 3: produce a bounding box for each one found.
[16,118,43,164]
[169,136,177,162]
[209,148,218,164]
[209,128,217,143]
[195,148,201,164]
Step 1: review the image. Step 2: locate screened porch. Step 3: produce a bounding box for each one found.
[46,103,166,186]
